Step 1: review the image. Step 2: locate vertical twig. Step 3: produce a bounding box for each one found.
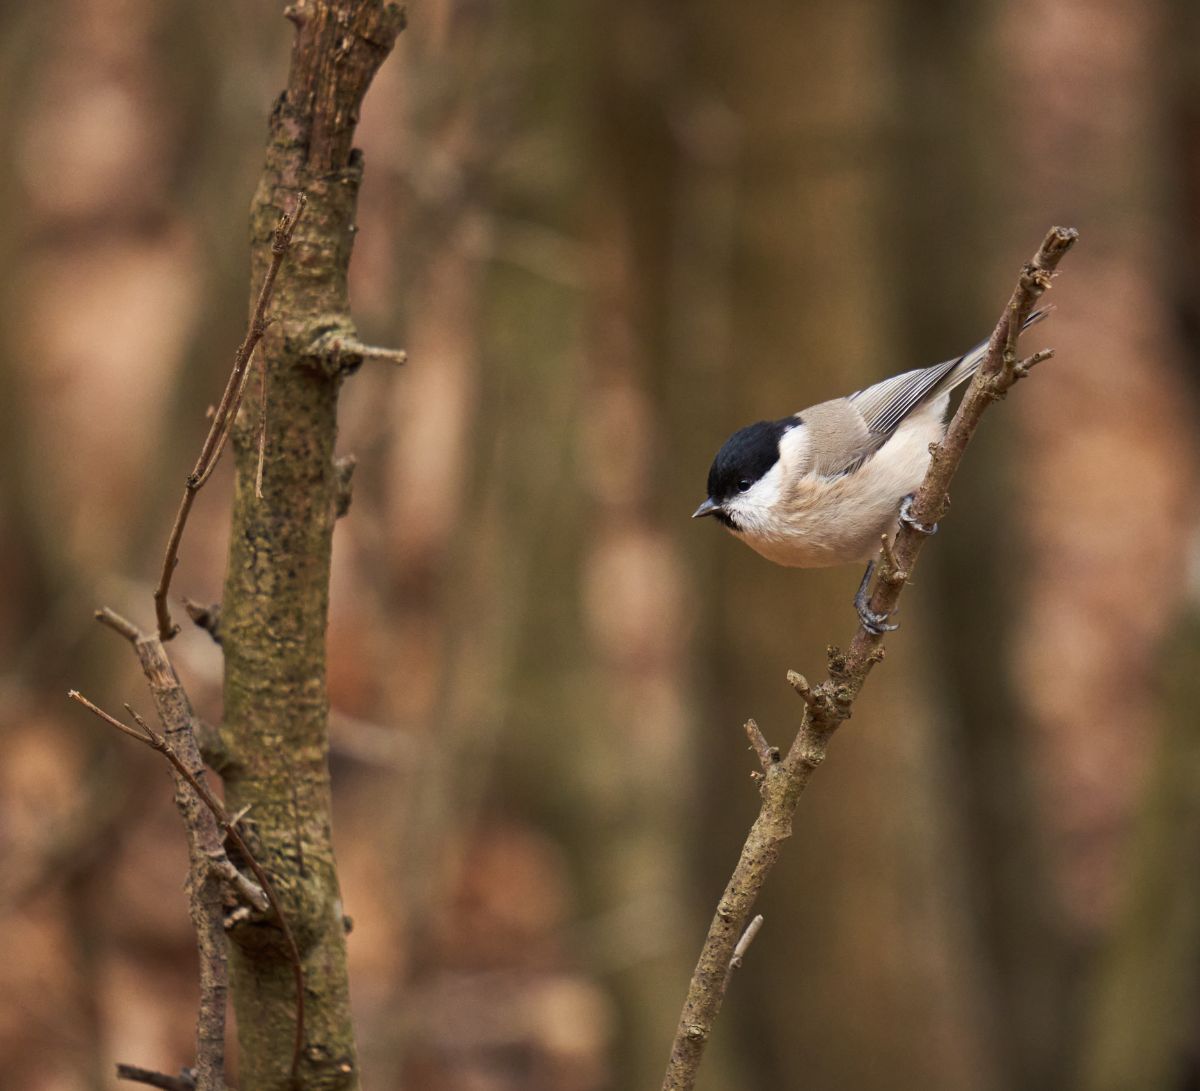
[153,195,307,641]
[255,346,268,500]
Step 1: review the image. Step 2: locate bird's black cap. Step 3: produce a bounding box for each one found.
[705,417,798,504]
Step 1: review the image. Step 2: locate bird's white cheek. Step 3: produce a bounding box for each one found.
[728,463,786,535]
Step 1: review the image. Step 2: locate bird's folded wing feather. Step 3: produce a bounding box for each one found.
[849,307,1050,441]
[811,308,1050,479]
[800,357,967,478]
[799,399,889,479]
[847,355,964,438]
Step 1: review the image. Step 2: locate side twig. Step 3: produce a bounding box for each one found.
[69,693,270,910]
[721,914,764,993]
[660,226,1078,1091]
[69,690,304,1068]
[743,719,778,773]
[153,195,307,642]
[115,1064,196,1091]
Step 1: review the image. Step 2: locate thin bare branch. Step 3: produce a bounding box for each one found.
[70,678,227,1091]
[318,334,408,368]
[661,226,1078,1091]
[68,691,147,741]
[153,195,307,642]
[1015,346,1054,380]
[878,532,905,585]
[785,670,818,711]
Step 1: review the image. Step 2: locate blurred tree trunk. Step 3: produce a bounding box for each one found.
[1074,2,1200,1086]
[0,3,252,1086]
[997,2,1198,1088]
[1076,615,1200,1091]
[882,4,1072,1088]
[686,4,999,1089]
[571,3,713,1086]
[375,1,608,1086]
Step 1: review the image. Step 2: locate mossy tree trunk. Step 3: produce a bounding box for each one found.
[217,4,404,1089]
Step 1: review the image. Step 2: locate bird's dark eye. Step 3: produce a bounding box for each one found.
[737,479,752,492]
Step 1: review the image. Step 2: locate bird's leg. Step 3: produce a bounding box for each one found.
[854,560,898,635]
[899,493,938,536]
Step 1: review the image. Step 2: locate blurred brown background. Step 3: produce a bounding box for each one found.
[2,1,1200,1089]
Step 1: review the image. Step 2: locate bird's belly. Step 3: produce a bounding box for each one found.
[733,481,913,569]
[735,517,892,568]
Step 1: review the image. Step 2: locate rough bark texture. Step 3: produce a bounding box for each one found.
[218,4,405,1090]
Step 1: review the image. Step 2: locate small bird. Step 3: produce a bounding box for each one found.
[693,310,1048,632]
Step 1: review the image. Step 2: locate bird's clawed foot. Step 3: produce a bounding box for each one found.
[855,561,898,635]
[899,493,938,536]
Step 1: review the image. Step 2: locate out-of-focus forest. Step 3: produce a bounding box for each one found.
[2,1,1200,1089]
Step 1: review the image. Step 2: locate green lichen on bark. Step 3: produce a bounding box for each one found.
[218,4,405,1089]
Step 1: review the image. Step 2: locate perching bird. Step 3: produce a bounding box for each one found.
[692,310,1049,632]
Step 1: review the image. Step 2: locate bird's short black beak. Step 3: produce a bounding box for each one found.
[692,497,720,519]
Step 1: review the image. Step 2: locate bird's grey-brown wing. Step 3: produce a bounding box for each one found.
[798,360,964,479]
[847,355,965,438]
[799,399,890,478]
[805,344,980,477]
[806,308,1052,479]
[849,307,1051,439]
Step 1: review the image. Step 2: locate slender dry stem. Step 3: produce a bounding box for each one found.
[153,196,306,641]
[255,346,268,499]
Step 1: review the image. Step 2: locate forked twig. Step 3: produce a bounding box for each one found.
[70,686,307,1085]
